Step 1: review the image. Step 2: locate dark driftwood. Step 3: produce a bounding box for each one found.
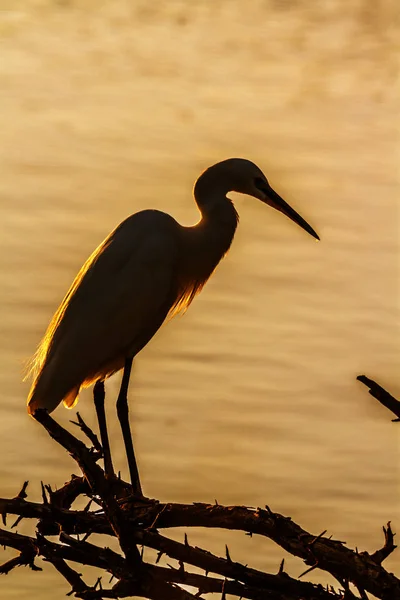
[0,409,398,599]
[357,375,400,421]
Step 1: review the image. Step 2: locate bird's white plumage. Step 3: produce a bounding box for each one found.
[28,210,179,413]
[27,158,319,416]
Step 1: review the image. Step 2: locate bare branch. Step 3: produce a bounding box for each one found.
[70,412,103,455]
[369,522,397,565]
[1,492,398,598]
[357,376,400,421]
[1,405,397,600]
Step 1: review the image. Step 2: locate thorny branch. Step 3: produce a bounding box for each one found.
[357,375,400,421]
[0,401,398,599]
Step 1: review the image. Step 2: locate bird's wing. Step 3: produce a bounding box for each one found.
[29,210,179,411]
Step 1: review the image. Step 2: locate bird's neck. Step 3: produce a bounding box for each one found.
[174,192,238,306]
[194,191,239,257]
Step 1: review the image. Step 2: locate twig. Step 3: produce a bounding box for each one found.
[369,522,397,565]
[15,481,29,500]
[1,407,396,600]
[70,412,103,454]
[49,557,89,596]
[357,376,400,421]
[1,492,399,599]
[32,410,142,567]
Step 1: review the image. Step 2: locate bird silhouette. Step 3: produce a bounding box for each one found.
[27,158,319,494]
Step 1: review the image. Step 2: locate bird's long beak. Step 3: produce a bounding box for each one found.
[260,184,320,240]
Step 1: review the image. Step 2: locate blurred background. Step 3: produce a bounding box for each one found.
[0,0,399,598]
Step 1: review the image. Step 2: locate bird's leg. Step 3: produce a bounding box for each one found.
[116,357,143,496]
[93,380,115,479]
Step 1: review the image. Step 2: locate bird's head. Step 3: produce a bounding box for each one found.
[195,158,320,240]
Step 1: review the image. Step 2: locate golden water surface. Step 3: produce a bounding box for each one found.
[0,1,399,598]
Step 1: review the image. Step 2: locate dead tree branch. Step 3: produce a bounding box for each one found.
[0,409,398,599]
[357,375,400,421]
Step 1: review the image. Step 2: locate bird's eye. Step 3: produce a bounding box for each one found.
[254,177,266,189]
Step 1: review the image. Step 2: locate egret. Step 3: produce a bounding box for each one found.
[27,158,319,495]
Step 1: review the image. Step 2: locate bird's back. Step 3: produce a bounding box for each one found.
[27,210,180,414]
[27,192,239,416]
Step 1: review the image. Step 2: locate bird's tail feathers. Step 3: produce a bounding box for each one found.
[27,358,81,415]
[23,345,43,383]
[62,386,80,409]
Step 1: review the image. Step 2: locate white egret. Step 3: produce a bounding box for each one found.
[27,158,319,494]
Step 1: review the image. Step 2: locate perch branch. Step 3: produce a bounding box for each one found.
[0,488,398,599]
[32,409,141,567]
[1,406,397,600]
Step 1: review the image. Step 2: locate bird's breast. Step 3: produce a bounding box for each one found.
[170,216,236,315]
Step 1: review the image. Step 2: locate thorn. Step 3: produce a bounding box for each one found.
[156,551,164,564]
[245,531,253,537]
[109,574,115,584]
[140,545,144,560]
[83,499,93,513]
[264,505,274,516]
[1,512,6,527]
[298,562,319,578]
[16,481,29,500]
[70,414,82,427]
[278,558,285,575]
[93,576,102,590]
[184,533,189,547]
[385,520,396,539]
[178,560,185,574]
[225,544,232,563]
[11,515,24,529]
[309,530,327,547]
[82,530,93,542]
[40,481,48,505]
[214,499,219,506]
